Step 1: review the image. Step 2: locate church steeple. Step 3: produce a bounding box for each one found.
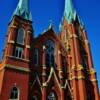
[59,0,84,31]
[13,0,32,21]
[64,0,76,24]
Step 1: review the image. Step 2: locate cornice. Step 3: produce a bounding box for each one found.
[0,64,30,73]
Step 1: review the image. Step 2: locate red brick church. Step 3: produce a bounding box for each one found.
[0,0,99,100]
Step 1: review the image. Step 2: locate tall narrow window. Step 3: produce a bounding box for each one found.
[34,49,38,65]
[10,87,19,100]
[46,40,55,67]
[17,28,24,44]
[14,47,23,59]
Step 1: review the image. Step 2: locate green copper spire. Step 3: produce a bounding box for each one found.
[13,0,32,21]
[59,0,84,31]
[64,0,76,23]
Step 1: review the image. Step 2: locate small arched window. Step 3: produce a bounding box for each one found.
[46,40,55,67]
[17,28,24,44]
[10,87,19,100]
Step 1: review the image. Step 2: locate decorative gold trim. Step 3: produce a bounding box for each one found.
[89,68,96,74]
[85,39,89,44]
[43,66,47,69]
[26,45,30,49]
[42,72,46,76]
[43,67,61,90]
[70,75,85,80]
[77,64,84,71]
[73,34,78,38]
[31,76,42,91]
[7,56,30,63]
[90,79,97,82]
[42,82,47,87]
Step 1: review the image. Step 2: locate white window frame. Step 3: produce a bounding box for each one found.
[14,47,23,59]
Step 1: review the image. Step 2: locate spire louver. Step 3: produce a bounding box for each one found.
[13,0,32,21]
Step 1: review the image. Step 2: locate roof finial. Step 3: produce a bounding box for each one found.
[49,20,53,29]
[13,0,32,21]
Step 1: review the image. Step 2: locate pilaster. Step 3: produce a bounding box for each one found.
[42,45,47,100]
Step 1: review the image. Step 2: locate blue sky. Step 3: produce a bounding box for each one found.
[0,0,100,91]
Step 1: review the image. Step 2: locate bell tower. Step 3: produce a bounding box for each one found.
[0,0,33,100]
[59,0,100,100]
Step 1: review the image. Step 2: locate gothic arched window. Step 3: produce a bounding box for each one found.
[10,87,19,100]
[17,28,24,44]
[46,40,55,67]
[34,49,38,65]
[47,91,57,100]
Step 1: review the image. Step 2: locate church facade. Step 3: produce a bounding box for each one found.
[0,0,99,100]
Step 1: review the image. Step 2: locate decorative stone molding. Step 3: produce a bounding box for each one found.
[5,64,30,73]
[90,79,97,82]
[8,40,15,44]
[26,45,30,49]
[31,76,42,91]
[73,34,78,38]
[45,67,61,90]
[43,45,46,50]
[77,64,84,71]
[89,68,96,74]
[27,30,32,34]
[9,25,18,29]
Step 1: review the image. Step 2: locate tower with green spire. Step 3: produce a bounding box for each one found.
[0,0,33,100]
[59,0,84,31]
[13,0,32,21]
[59,0,100,100]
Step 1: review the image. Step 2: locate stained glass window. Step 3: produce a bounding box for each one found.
[46,40,55,67]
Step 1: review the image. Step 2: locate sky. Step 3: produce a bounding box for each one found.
[0,0,100,91]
